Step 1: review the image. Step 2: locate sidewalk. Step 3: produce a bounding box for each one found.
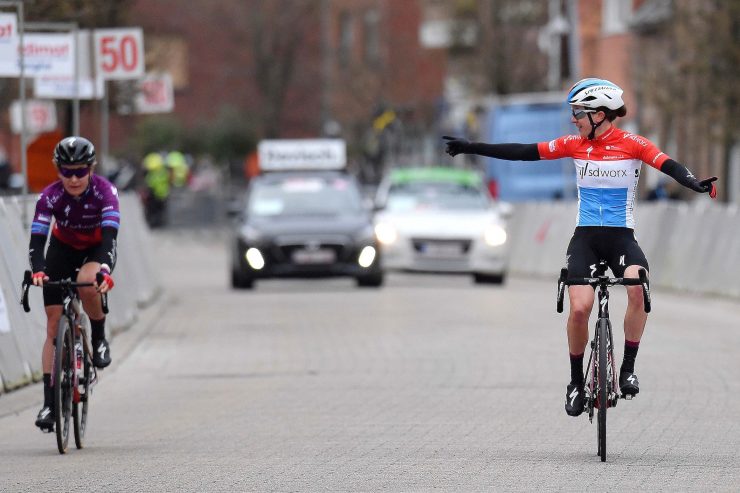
[0,293,169,419]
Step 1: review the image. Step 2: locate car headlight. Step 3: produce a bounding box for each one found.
[484,224,507,247]
[245,247,265,270]
[374,222,398,245]
[358,246,377,268]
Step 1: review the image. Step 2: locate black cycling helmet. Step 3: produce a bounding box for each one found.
[53,136,97,166]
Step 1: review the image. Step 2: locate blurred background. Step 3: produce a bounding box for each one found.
[0,0,738,225]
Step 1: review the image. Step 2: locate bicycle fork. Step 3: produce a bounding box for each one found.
[586,287,620,422]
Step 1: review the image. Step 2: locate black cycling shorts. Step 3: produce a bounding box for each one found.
[43,236,115,306]
[564,226,648,279]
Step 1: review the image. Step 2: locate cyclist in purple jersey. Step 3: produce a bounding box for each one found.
[28,136,120,431]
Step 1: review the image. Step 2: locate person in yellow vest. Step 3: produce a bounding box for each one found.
[166,150,189,188]
[142,152,170,228]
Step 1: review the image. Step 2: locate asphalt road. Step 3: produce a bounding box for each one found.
[1,230,739,492]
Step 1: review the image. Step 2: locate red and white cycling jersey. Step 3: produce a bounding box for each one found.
[537,127,670,229]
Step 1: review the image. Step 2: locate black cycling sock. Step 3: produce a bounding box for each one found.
[621,340,640,374]
[91,317,106,342]
[570,353,584,386]
[43,373,53,407]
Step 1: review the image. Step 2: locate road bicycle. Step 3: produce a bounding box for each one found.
[21,270,108,454]
[556,260,651,462]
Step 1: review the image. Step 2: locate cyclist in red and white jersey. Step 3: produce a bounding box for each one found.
[444,78,717,416]
[28,136,120,430]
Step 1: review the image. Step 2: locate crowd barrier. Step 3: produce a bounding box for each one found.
[3,194,737,392]
[506,199,740,298]
[0,192,162,394]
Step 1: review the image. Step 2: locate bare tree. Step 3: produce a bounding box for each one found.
[24,0,133,28]
[248,0,320,138]
[450,0,550,97]
[633,0,740,198]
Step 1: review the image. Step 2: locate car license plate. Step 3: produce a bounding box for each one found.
[420,242,463,257]
[292,248,336,264]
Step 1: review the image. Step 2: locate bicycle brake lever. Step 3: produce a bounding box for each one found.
[95,272,110,314]
[21,270,32,313]
[556,268,567,313]
[638,268,651,313]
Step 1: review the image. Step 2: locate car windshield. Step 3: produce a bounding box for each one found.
[248,175,363,216]
[386,182,490,212]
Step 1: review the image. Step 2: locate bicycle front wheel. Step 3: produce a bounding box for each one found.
[54,317,74,454]
[597,317,608,462]
[73,318,91,449]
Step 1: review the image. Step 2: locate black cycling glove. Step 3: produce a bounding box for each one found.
[443,136,540,161]
[661,159,717,198]
[690,177,718,198]
[443,136,471,156]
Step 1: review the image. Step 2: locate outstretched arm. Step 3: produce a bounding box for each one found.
[660,159,717,198]
[443,136,540,161]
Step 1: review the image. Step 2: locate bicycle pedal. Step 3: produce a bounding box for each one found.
[39,425,54,433]
[624,394,633,400]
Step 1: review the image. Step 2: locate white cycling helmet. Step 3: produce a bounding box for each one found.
[567,78,625,110]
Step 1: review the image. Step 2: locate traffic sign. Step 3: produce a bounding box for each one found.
[0,13,19,76]
[10,99,57,135]
[135,72,174,113]
[94,28,144,80]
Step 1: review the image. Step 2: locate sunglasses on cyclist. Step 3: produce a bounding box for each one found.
[58,166,92,179]
[571,108,598,120]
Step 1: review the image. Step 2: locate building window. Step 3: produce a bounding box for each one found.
[363,9,380,65]
[602,0,633,35]
[339,11,354,68]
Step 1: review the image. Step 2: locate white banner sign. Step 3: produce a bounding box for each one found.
[258,139,347,171]
[1,33,77,77]
[135,72,174,114]
[10,99,58,134]
[0,287,11,334]
[0,13,19,76]
[34,76,105,100]
[34,30,104,100]
[94,28,144,80]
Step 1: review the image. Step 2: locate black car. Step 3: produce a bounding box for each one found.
[229,170,383,289]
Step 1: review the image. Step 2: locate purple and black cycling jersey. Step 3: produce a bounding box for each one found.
[29,174,120,273]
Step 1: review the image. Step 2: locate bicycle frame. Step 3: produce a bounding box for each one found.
[584,285,619,420]
[556,260,651,462]
[21,270,108,452]
[22,274,106,392]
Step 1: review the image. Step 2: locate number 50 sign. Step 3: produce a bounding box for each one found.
[94,28,144,80]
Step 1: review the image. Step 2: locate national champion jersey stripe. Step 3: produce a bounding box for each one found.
[31,222,50,235]
[101,210,120,229]
[537,127,670,229]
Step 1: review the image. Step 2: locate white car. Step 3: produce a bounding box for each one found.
[373,167,511,284]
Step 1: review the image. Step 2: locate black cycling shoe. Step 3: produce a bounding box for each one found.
[619,371,639,397]
[35,405,54,431]
[92,338,112,368]
[565,383,585,417]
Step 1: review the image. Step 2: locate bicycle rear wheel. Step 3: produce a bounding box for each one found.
[54,318,74,454]
[597,318,608,462]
